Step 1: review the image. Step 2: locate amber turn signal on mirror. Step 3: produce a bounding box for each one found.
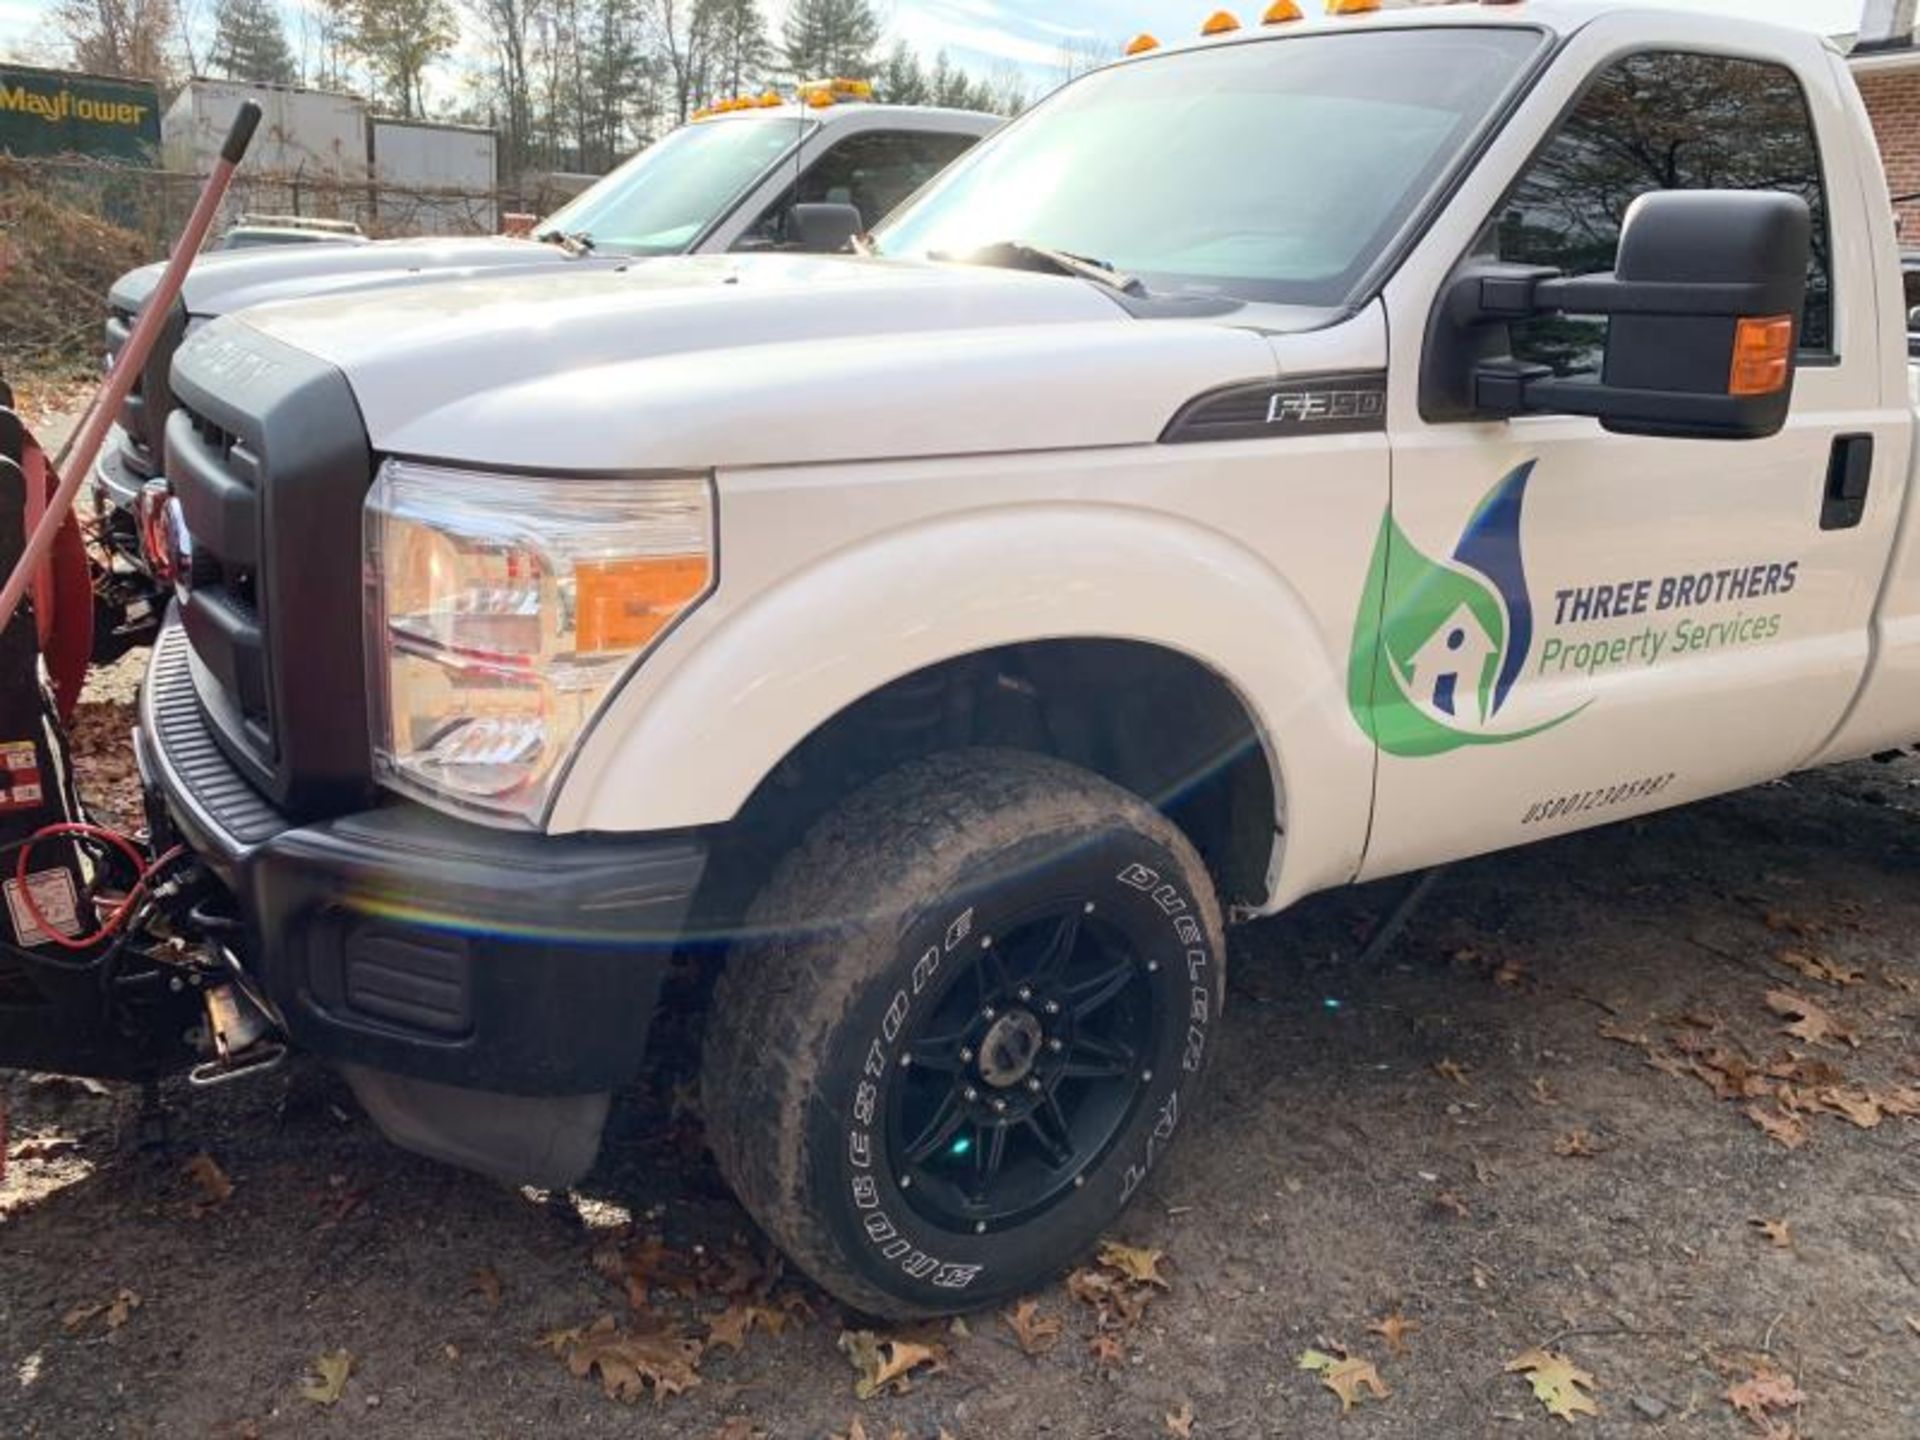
[1729,315,1795,397]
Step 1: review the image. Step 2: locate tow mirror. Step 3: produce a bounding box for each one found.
[1908,304,1920,331]
[1423,190,1811,441]
[789,202,865,254]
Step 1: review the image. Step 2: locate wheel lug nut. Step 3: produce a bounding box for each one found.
[1043,1000,1060,1015]
[975,1220,988,1234]
[1047,1038,1063,1052]
[959,1046,974,1063]
[900,1175,912,1189]
[964,1086,979,1102]
[899,1053,912,1068]
[980,936,993,949]
[1026,1078,1042,1092]
[1141,1069,1154,1083]
[983,1006,996,1020]
[1017,986,1032,1002]
[992,1098,1009,1114]
[1073,1175,1086,1188]
[1146,959,1158,972]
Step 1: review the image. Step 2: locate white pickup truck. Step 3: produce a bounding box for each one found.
[87,1,1920,1317]
[86,92,992,644]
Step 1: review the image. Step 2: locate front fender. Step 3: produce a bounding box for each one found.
[551,497,1376,909]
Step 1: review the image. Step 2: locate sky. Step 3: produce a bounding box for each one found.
[0,0,1881,94]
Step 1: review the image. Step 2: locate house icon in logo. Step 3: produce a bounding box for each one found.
[1404,603,1498,723]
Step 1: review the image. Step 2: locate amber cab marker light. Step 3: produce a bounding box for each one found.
[1201,10,1242,35]
[1125,32,1161,54]
[1328,0,1381,13]
[1264,1,1304,21]
[1729,315,1795,397]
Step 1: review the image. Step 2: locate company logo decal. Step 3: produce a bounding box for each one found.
[1348,460,1586,757]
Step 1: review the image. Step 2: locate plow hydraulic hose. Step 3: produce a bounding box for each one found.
[0,100,261,637]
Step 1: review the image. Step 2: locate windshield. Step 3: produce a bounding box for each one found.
[877,28,1542,306]
[541,116,814,255]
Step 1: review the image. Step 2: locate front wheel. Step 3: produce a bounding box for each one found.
[701,750,1226,1318]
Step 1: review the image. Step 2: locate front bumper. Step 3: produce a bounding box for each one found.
[136,616,708,1100]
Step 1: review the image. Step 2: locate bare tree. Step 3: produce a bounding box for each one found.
[50,0,180,83]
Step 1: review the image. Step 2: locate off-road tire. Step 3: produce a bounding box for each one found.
[701,749,1227,1318]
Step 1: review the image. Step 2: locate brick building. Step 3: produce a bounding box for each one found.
[1854,1,1920,239]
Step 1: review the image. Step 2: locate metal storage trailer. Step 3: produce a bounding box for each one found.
[367,118,498,235]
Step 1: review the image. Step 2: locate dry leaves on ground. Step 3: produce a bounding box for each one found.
[1297,1346,1390,1413]
[1368,1310,1420,1357]
[1507,1347,1600,1423]
[705,1300,786,1353]
[838,1328,947,1400]
[1553,1128,1600,1159]
[541,1315,703,1405]
[183,1153,233,1213]
[1433,1058,1470,1086]
[1165,1400,1195,1437]
[298,1350,353,1406]
[1001,1297,1062,1356]
[1764,989,1861,1049]
[1726,1365,1806,1435]
[1775,949,1863,988]
[1088,1331,1127,1376]
[467,1265,503,1310]
[1749,1217,1794,1250]
[1745,1103,1811,1149]
[1097,1240,1171,1288]
[61,1287,140,1335]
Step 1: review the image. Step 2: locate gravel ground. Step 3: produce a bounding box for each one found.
[4,404,1919,1439]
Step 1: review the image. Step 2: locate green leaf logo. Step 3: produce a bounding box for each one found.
[1349,462,1585,756]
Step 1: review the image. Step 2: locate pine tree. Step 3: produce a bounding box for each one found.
[693,0,770,101]
[779,0,879,82]
[210,0,296,85]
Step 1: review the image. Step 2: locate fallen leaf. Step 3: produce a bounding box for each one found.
[1749,1217,1794,1249]
[1776,948,1862,988]
[299,1350,353,1406]
[839,1329,946,1400]
[1868,1085,1920,1118]
[1001,1298,1062,1356]
[1815,1087,1885,1129]
[62,1288,141,1335]
[1470,1263,1494,1290]
[1764,989,1860,1049]
[1598,1021,1652,1052]
[558,1315,703,1405]
[184,1153,233,1212]
[1165,1400,1195,1437]
[1691,1050,1772,1101]
[705,1301,785,1353]
[1298,1347,1390,1413]
[1433,1190,1470,1219]
[1433,1058,1469,1086]
[1507,1347,1600,1423]
[467,1266,503,1310]
[1764,909,1820,938]
[1906,1315,1920,1337]
[1493,956,1530,989]
[1882,969,1918,995]
[1368,1310,1420,1357]
[1531,1077,1559,1106]
[1745,1103,1810,1150]
[1088,1332,1126,1374]
[1553,1129,1599,1159]
[707,1420,764,1440]
[1726,1365,1805,1433]
[1097,1240,1171,1289]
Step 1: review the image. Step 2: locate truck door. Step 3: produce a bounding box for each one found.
[1363,19,1907,880]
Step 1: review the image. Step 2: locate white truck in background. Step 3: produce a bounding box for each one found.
[87,90,994,647]
[19,1,1919,1319]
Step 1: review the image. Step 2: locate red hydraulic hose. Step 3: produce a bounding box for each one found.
[0,100,261,636]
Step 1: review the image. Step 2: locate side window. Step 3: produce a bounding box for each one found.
[1497,52,1833,377]
[735,129,980,248]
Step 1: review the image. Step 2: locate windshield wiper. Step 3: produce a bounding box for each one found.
[536,229,595,256]
[930,240,1144,296]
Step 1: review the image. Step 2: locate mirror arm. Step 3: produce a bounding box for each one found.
[1452,265,1789,325]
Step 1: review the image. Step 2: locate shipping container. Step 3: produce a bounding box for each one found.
[367,118,498,235]
[161,79,365,185]
[0,63,160,162]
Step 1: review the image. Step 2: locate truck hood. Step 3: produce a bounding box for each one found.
[215,253,1290,468]
[110,236,601,322]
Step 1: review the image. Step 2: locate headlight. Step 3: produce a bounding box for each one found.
[364,460,715,826]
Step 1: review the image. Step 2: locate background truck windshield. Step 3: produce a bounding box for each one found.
[540,116,812,254]
[876,28,1541,306]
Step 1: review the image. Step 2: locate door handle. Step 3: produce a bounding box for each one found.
[1821,433,1873,531]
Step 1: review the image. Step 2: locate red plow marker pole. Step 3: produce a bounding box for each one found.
[0,100,261,636]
